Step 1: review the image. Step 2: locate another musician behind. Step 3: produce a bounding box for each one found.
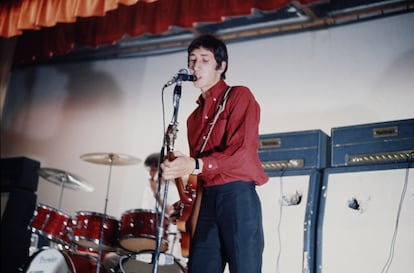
[140,152,185,265]
[161,34,269,273]
[102,152,185,272]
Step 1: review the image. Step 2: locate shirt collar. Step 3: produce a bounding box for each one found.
[196,80,228,105]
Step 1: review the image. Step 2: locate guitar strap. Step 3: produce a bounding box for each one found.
[190,86,233,239]
[198,86,233,156]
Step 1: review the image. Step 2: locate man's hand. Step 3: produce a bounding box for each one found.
[168,200,183,224]
[161,151,196,180]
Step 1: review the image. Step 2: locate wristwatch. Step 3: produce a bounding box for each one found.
[191,158,201,175]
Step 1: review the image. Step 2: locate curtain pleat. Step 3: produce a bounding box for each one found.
[4,0,322,64]
[0,0,142,37]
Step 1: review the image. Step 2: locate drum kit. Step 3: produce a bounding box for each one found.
[21,152,185,273]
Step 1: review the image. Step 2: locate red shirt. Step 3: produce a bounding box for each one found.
[187,80,269,187]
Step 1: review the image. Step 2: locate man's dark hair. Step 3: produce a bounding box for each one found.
[187,34,228,79]
[144,153,160,168]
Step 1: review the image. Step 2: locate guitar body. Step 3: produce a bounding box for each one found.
[175,175,201,258]
[165,124,201,258]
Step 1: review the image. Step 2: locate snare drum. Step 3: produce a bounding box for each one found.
[30,203,72,247]
[119,209,169,252]
[116,251,185,273]
[19,248,100,273]
[72,211,119,251]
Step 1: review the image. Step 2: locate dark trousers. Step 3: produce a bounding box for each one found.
[187,181,264,273]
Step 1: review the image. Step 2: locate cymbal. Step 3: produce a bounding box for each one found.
[80,152,141,166]
[38,168,94,192]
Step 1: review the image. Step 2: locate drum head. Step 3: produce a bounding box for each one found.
[20,248,71,273]
[116,251,185,273]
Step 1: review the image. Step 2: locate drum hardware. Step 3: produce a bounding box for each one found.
[80,152,140,273]
[167,231,178,255]
[29,233,39,256]
[36,168,93,251]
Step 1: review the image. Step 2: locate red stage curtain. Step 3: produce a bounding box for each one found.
[0,0,322,64]
[0,0,146,37]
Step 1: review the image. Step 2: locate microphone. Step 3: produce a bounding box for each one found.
[164,68,197,87]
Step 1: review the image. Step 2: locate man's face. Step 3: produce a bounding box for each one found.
[188,46,225,92]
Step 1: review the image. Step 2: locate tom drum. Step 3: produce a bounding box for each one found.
[30,203,72,247]
[72,211,119,252]
[119,209,169,252]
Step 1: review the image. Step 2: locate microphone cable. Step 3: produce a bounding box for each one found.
[380,160,412,273]
[275,167,288,273]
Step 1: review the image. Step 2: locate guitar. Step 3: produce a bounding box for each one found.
[165,123,200,258]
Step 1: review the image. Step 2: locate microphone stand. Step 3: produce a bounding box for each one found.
[152,81,182,273]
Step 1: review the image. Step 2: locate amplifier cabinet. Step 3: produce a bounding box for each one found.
[1,157,41,192]
[1,157,40,272]
[331,119,414,167]
[316,162,414,273]
[257,169,322,273]
[259,130,330,175]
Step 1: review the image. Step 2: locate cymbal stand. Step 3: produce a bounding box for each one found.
[96,153,114,273]
[50,175,67,250]
[57,175,67,210]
